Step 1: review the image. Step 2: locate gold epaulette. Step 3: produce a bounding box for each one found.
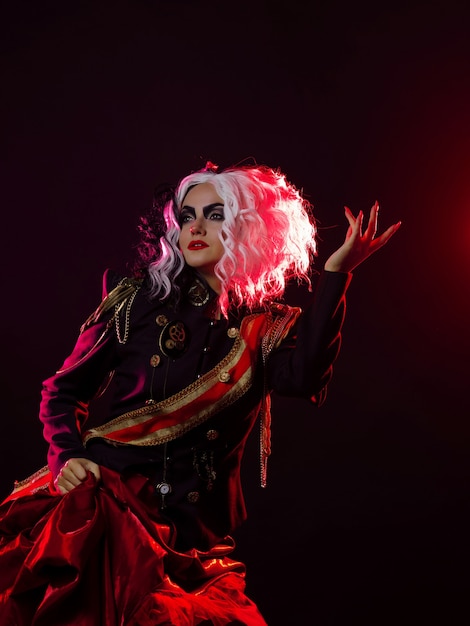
[80,277,142,333]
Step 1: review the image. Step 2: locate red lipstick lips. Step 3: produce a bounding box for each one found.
[188,240,208,250]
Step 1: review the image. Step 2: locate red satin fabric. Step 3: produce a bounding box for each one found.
[0,468,267,625]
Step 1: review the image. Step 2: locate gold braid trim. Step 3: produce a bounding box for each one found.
[259,303,302,487]
[10,465,50,496]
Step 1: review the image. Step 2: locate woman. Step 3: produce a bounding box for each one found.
[0,162,400,625]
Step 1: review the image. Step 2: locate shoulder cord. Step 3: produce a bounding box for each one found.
[56,278,142,375]
[259,306,301,487]
[114,287,139,344]
[80,277,142,334]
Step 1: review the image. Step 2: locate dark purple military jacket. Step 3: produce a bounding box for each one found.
[40,269,351,550]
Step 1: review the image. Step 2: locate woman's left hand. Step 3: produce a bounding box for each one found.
[324,201,401,273]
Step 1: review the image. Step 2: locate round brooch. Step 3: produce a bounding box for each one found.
[159,320,190,358]
[188,278,210,307]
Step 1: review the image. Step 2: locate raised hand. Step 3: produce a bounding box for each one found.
[324,201,401,273]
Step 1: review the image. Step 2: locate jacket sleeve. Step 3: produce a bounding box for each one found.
[39,270,121,478]
[266,270,352,404]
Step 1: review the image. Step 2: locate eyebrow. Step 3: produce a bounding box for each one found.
[180,202,224,217]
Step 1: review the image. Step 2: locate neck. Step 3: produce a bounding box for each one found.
[197,271,221,295]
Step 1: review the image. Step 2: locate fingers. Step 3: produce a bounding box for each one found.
[364,201,379,240]
[344,206,355,224]
[346,201,400,246]
[54,458,101,494]
[344,206,363,238]
[373,221,402,248]
[329,201,401,272]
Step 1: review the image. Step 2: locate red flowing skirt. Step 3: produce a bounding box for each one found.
[0,467,267,625]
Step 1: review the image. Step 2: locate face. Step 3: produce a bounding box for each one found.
[178,182,226,288]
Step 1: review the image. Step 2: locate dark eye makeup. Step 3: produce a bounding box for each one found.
[179,204,225,226]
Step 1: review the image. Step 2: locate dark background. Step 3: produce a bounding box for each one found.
[1,1,469,624]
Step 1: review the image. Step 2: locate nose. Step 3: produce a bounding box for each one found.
[190,220,206,235]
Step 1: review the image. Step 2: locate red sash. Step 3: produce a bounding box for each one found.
[83,313,270,447]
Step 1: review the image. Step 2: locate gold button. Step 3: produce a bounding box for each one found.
[227,327,239,339]
[218,371,231,383]
[150,354,161,367]
[187,491,200,503]
[156,314,168,326]
[206,429,219,441]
